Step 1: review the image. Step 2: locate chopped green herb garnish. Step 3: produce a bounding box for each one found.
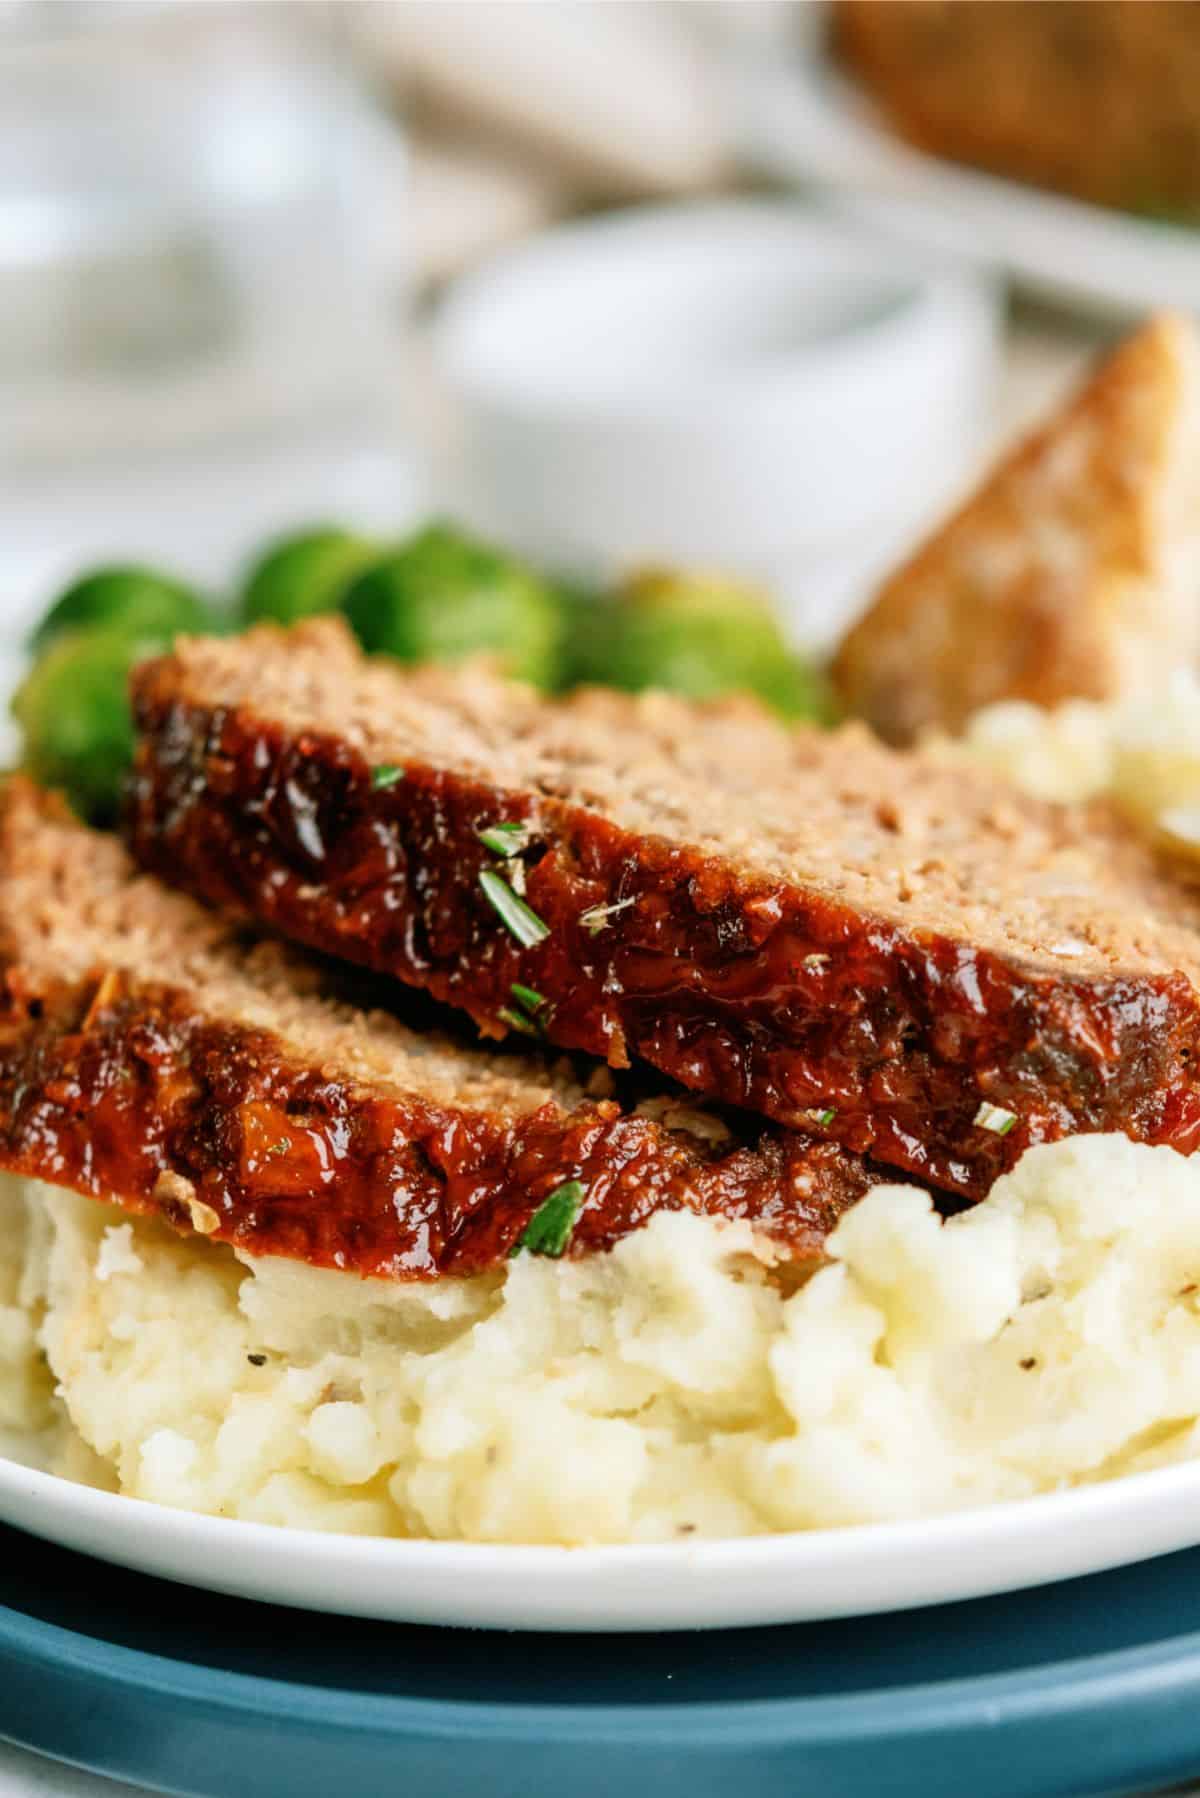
[812,1108,836,1129]
[477,820,531,857]
[500,983,550,1038]
[371,764,404,790]
[510,1180,584,1258]
[579,896,636,936]
[975,1101,1017,1136]
[479,867,550,947]
[497,1006,540,1038]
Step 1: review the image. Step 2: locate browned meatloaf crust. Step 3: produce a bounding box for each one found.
[0,780,875,1278]
[127,621,1200,1200]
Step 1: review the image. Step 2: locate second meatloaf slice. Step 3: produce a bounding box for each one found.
[0,780,871,1277]
[129,619,1200,1199]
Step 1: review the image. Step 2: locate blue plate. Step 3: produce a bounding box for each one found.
[2,1520,1200,1798]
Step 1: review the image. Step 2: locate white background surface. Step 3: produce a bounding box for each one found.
[0,1749,146,1797]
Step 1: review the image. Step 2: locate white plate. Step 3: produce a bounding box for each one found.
[743,57,1200,319]
[6,1446,1200,1632]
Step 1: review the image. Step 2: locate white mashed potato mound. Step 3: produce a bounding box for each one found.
[959,671,1200,856]
[958,697,1115,803]
[11,1131,1200,1542]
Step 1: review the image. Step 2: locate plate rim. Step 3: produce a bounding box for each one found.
[8,1437,1200,1632]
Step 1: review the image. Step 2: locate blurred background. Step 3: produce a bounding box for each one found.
[4,0,1197,719]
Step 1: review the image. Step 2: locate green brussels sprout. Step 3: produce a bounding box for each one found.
[30,565,211,654]
[341,523,564,688]
[240,526,381,627]
[567,568,836,724]
[751,652,839,726]
[12,626,164,824]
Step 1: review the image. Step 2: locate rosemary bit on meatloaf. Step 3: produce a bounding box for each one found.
[0,779,878,1278]
[127,618,1200,1200]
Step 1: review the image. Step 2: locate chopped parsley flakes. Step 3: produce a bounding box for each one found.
[477,821,531,857]
[974,1101,1017,1136]
[370,764,404,791]
[497,1006,540,1037]
[479,867,550,948]
[499,982,551,1039]
[579,896,636,935]
[510,1180,585,1258]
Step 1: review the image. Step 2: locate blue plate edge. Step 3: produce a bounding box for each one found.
[4,1574,1200,1750]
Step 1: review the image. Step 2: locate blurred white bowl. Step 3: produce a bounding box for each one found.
[432,200,999,628]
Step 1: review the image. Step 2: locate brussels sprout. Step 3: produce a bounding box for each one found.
[342,524,564,688]
[240,526,381,627]
[751,652,839,726]
[30,565,210,654]
[12,626,163,824]
[567,568,836,724]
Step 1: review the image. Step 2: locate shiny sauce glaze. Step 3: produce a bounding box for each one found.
[0,966,871,1278]
[127,696,1200,1201]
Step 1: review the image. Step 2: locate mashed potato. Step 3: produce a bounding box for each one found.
[959,671,1200,858]
[10,1132,1200,1543]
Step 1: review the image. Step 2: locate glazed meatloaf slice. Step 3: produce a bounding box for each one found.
[128,620,1200,1200]
[0,779,875,1278]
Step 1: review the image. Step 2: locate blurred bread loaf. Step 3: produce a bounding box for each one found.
[835,1,1200,216]
[833,314,1200,744]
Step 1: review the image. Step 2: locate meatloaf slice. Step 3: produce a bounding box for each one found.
[129,620,1200,1199]
[0,779,873,1278]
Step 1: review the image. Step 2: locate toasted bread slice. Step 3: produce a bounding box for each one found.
[129,619,1200,1198]
[0,780,874,1278]
[833,314,1200,744]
